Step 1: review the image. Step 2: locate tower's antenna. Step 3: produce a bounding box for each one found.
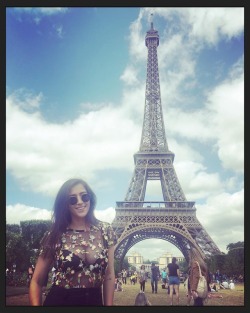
[150,12,154,29]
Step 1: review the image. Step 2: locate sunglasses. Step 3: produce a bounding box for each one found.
[69,193,90,205]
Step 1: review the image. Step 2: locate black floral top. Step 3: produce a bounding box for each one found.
[40,222,117,289]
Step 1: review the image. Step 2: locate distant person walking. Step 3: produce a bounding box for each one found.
[122,269,127,284]
[161,268,168,286]
[151,263,160,293]
[139,265,147,292]
[167,257,180,305]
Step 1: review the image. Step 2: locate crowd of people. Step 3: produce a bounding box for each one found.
[113,246,240,306]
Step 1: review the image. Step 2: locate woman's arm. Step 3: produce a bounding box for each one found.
[103,245,115,306]
[177,268,180,277]
[29,255,53,306]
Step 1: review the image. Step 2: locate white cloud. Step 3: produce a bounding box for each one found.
[6,204,116,227]
[6,204,52,225]
[95,207,116,223]
[206,73,244,173]
[53,24,64,39]
[128,15,146,62]
[196,189,244,253]
[141,7,244,46]
[6,92,141,197]
[187,8,244,45]
[120,66,140,86]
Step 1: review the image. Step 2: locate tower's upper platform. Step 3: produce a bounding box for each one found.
[145,22,159,47]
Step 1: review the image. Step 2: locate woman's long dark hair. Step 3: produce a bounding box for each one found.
[188,246,208,278]
[40,178,99,259]
[134,292,151,306]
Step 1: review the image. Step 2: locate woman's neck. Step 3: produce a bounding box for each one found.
[68,219,89,231]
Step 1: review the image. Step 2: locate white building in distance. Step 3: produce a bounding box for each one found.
[127,251,185,270]
[127,251,143,266]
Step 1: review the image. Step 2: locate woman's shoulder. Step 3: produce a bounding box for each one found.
[192,260,199,266]
[97,220,117,246]
[95,220,113,230]
[99,220,111,227]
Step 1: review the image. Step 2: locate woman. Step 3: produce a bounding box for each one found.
[139,265,147,292]
[167,257,180,305]
[29,178,117,306]
[188,246,209,306]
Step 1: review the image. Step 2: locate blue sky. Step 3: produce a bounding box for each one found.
[6,7,244,261]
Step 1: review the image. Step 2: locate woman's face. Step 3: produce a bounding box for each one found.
[68,183,90,220]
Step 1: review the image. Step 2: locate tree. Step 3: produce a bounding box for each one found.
[114,256,130,276]
[206,253,227,274]
[6,229,31,271]
[224,242,244,276]
[6,224,21,234]
[20,220,52,250]
[144,259,151,264]
[6,220,51,272]
[226,241,244,251]
[122,256,130,270]
[206,241,244,277]
[178,259,188,274]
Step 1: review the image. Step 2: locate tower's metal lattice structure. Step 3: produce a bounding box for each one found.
[111,21,221,269]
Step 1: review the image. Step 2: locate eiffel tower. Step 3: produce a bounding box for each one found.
[111,19,221,269]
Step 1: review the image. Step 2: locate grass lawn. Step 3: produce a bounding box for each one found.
[113,281,244,306]
[5,281,244,306]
